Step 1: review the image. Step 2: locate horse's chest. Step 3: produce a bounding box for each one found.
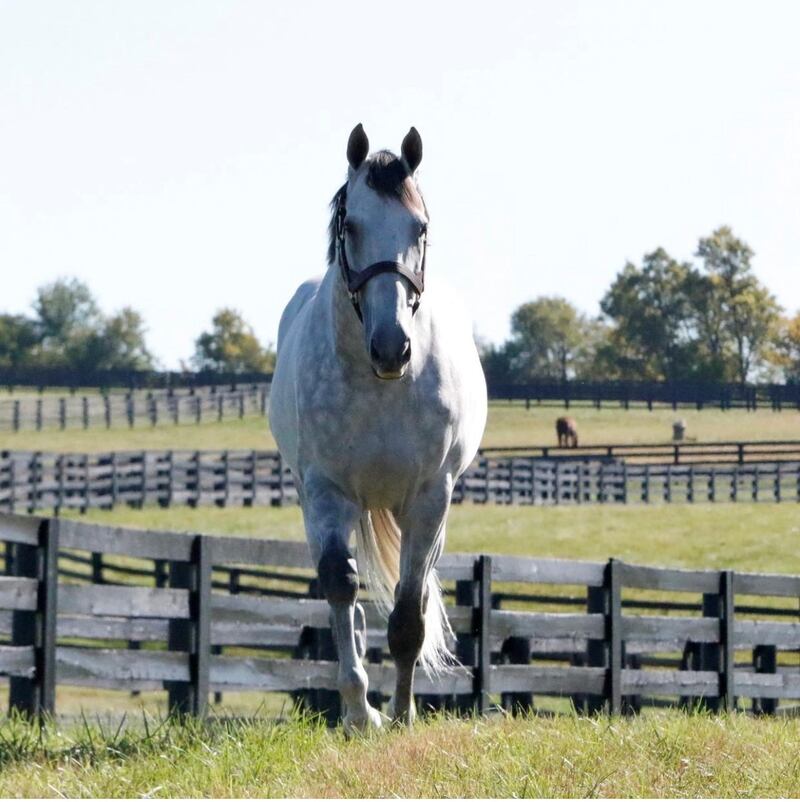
[298,385,451,501]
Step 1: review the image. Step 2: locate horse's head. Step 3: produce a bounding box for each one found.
[329,124,429,380]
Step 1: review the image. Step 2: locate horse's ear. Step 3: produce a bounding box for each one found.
[347,123,369,170]
[401,127,422,173]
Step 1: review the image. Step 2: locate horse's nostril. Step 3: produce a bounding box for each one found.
[400,339,411,365]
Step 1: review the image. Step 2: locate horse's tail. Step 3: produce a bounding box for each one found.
[356,508,453,676]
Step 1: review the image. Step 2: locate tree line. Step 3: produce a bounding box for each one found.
[481,226,800,385]
[0,278,276,374]
[3,227,797,384]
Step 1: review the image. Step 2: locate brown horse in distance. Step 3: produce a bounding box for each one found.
[556,416,578,448]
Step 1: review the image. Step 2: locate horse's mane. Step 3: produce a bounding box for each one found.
[326,150,427,265]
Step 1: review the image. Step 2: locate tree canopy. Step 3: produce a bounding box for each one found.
[192,308,276,373]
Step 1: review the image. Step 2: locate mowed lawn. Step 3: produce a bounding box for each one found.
[1,401,798,452]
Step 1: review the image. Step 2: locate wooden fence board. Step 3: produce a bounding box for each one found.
[621,615,719,643]
[0,513,42,545]
[0,645,36,677]
[735,573,800,598]
[0,577,38,611]
[735,620,800,648]
[734,671,800,699]
[489,665,606,695]
[58,584,190,619]
[618,563,719,593]
[621,669,718,696]
[56,646,190,685]
[491,555,605,586]
[58,519,192,561]
[490,611,604,640]
[57,615,170,642]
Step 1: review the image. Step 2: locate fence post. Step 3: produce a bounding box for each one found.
[719,570,735,713]
[453,578,478,715]
[103,394,111,429]
[605,558,622,715]
[13,399,20,432]
[81,397,89,429]
[585,585,606,714]
[752,645,777,715]
[474,555,492,715]
[35,398,43,431]
[167,534,211,717]
[8,517,58,719]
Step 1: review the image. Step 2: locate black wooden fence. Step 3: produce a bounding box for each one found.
[3,368,800,412]
[3,512,800,721]
[479,440,800,465]
[0,384,269,431]
[1,449,799,515]
[490,380,800,411]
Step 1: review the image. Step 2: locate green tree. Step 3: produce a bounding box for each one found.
[0,314,40,369]
[66,307,155,371]
[696,227,782,383]
[599,249,700,381]
[192,308,275,373]
[33,277,101,358]
[507,297,592,381]
[771,312,800,382]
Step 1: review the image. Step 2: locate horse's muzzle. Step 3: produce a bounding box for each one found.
[369,335,411,380]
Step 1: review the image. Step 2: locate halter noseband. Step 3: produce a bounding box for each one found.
[335,198,427,322]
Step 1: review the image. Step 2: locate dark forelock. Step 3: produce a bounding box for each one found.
[327,150,426,265]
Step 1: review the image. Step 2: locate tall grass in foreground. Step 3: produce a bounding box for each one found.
[0,710,799,797]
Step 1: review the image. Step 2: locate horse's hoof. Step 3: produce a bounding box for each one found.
[387,695,416,727]
[343,704,384,737]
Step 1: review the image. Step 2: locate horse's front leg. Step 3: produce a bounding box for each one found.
[388,477,452,727]
[303,474,383,734]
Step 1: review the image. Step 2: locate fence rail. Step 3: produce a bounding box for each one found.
[1,448,798,514]
[0,384,269,431]
[2,512,800,720]
[480,439,800,465]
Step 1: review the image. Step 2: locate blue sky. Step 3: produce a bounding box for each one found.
[1,1,798,367]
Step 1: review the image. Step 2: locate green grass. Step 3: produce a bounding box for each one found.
[68,500,800,574]
[2,402,798,453]
[1,710,800,797]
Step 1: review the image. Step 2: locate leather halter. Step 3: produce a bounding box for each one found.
[335,198,427,322]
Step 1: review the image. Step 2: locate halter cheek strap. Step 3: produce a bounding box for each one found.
[336,201,427,322]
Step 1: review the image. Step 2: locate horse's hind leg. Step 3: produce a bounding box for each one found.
[303,475,382,734]
[388,481,451,726]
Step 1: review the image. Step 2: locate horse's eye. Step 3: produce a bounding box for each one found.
[419,223,428,238]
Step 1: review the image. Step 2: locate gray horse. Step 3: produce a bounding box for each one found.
[269,124,487,732]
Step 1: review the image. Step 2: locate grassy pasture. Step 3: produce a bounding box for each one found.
[0,401,798,452]
[66,500,800,574]
[1,711,799,797]
[1,405,798,797]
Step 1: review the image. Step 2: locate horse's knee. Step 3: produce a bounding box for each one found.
[388,598,425,665]
[318,543,358,606]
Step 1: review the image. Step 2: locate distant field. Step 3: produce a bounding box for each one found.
[68,500,800,575]
[1,401,798,452]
